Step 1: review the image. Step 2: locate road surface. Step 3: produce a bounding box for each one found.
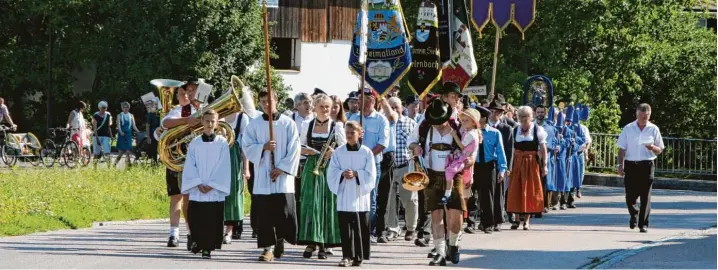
[0,186,715,269]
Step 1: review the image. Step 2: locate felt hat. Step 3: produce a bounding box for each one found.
[423,99,453,126]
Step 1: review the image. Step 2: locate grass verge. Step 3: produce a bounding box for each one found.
[0,166,253,237]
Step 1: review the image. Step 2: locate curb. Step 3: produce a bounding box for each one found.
[584,173,716,192]
[579,225,718,269]
[92,218,171,228]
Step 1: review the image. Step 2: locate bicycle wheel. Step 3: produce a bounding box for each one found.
[1,144,17,166]
[41,140,57,168]
[62,141,81,169]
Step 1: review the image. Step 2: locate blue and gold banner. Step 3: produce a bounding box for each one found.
[349,0,412,96]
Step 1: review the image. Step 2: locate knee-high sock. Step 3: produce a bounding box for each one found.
[435,239,446,257]
[449,231,459,246]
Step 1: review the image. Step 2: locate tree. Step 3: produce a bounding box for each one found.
[400,0,716,138]
[0,0,291,138]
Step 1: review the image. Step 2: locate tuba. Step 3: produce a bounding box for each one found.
[403,156,429,191]
[150,79,184,140]
[158,76,244,172]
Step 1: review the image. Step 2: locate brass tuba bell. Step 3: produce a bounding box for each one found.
[157,76,244,172]
[403,156,429,191]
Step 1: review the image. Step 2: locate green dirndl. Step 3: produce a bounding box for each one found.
[224,143,244,222]
[297,155,341,247]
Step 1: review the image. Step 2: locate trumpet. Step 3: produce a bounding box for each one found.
[312,128,337,176]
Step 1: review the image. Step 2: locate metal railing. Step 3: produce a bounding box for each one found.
[589,133,717,176]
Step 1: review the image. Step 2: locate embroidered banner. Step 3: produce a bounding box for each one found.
[441,0,478,90]
[408,0,442,99]
[471,0,536,39]
[349,0,412,96]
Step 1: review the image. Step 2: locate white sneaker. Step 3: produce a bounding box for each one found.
[370,235,378,245]
[223,233,232,244]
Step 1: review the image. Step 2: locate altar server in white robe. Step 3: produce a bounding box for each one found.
[242,90,301,262]
[182,110,232,259]
[327,121,376,267]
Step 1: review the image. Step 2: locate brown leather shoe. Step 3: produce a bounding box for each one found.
[258,250,274,261]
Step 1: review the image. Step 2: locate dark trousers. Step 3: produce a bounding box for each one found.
[247,162,257,233]
[415,190,432,239]
[468,162,504,227]
[338,211,370,260]
[253,193,298,248]
[624,160,655,227]
[188,201,225,251]
[375,152,394,235]
[148,137,158,163]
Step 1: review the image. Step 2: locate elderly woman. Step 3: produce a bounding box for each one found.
[115,101,140,167]
[92,101,113,159]
[506,106,548,230]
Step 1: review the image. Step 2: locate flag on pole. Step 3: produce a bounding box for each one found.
[349,0,412,96]
[441,0,478,90]
[408,0,441,99]
[358,0,369,64]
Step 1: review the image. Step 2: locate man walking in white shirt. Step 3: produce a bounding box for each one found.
[617,103,664,233]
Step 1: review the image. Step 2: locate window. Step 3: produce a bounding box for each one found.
[270,38,301,71]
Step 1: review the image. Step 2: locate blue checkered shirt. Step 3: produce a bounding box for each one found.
[394,115,417,167]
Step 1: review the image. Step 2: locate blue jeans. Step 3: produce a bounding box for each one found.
[92,136,111,156]
[369,161,381,236]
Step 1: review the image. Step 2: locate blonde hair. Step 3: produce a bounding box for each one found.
[517,106,534,118]
[313,94,332,108]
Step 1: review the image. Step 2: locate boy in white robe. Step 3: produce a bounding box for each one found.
[327,121,377,267]
[242,90,301,262]
[181,110,231,259]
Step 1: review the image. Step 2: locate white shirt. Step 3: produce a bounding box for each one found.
[617,121,664,161]
[293,111,314,128]
[242,114,301,194]
[580,124,591,150]
[300,120,347,148]
[407,126,453,172]
[181,135,232,202]
[327,145,377,212]
[514,123,548,144]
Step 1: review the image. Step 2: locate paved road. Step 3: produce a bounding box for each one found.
[0,186,715,269]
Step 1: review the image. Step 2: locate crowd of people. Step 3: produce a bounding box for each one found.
[147,77,671,269]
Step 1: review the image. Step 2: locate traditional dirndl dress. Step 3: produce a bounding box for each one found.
[507,127,545,214]
[297,120,341,247]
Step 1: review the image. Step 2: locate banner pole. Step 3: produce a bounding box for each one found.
[489,26,501,101]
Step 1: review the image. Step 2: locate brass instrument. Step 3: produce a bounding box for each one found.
[158,77,244,172]
[312,126,337,176]
[150,79,184,140]
[403,156,429,191]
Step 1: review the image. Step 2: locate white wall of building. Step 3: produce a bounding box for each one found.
[279,40,360,100]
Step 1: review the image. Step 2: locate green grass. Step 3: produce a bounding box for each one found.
[0,166,253,237]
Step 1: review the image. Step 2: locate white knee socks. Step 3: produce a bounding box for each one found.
[435,239,447,257]
[169,226,179,238]
[449,231,460,246]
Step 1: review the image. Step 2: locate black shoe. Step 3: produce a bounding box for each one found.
[377,235,389,243]
[405,231,415,241]
[429,254,447,266]
[167,236,179,247]
[427,248,437,258]
[483,226,493,234]
[273,240,284,259]
[191,243,200,254]
[568,204,577,209]
[252,231,258,238]
[339,258,352,267]
[415,238,429,247]
[630,217,637,229]
[318,250,327,260]
[639,226,648,233]
[352,258,363,266]
[303,246,315,258]
[449,245,460,264]
[560,204,567,210]
[201,250,211,259]
[186,234,193,251]
[464,226,476,234]
[535,212,543,218]
[232,225,242,239]
[510,222,520,230]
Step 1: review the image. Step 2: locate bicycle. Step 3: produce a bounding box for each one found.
[0,125,18,166]
[41,128,88,168]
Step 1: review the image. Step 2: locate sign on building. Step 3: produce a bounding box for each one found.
[462,85,487,96]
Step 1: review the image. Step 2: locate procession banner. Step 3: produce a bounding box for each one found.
[471,0,536,39]
[408,0,441,99]
[441,0,478,90]
[437,0,453,64]
[349,0,412,96]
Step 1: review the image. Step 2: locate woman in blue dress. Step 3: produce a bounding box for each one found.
[115,102,140,167]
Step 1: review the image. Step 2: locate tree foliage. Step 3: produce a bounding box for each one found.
[0,0,288,137]
[400,0,716,138]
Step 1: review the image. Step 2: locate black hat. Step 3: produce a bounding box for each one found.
[404,95,420,105]
[423,99,453,126]
[477,106,491,119]
[488,99,504,111]
[347,91,359,100]
[313,88,326,96]
[440,82,461,95]
[495,93,507,105]
[185,78,200,85]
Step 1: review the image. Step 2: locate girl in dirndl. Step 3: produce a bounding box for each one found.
[298,94,346,259]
